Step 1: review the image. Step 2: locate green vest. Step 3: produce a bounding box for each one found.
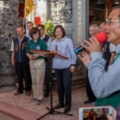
[95,91,120,109]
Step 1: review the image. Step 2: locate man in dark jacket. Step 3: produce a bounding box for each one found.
[37,24,51,98]
[11,25,32,96]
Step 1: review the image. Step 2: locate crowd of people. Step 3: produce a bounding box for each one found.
[9,5,120,119]
[10,22,76,113]
[83,108,110,120]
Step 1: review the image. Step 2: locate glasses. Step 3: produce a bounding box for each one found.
[105,19,120,25]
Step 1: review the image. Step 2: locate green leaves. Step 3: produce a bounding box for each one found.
[44,20,54,37]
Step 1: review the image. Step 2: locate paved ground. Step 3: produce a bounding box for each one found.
[0,86,94,120]
[0,112,17,120]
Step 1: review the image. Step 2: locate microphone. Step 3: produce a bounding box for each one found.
[55,44,58,52]
[74,32,108,54]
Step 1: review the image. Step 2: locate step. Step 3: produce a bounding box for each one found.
[0,101,40,120]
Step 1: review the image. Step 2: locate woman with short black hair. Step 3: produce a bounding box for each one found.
[26,27,47,105]
[50,25,77,113]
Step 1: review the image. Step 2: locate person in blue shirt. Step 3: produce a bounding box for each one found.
[78,5,120,109]
[50,25,77,113]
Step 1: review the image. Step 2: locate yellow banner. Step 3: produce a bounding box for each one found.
[24,0,35,17]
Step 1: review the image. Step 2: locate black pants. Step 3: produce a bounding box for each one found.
[15,62,32,93]
[54,68,72,107]
[44,58,51,95]
[86,70,96,101]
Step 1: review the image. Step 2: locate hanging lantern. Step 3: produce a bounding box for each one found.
[34,16,41,26]
[24,0,35,17]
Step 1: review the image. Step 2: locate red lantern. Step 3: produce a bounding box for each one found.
[34,16,41,26]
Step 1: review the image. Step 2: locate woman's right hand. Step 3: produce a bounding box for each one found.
[28,55,34,60]
[49,51,57,57]
[53,50,58,54]
[27,53,39,60]
[29,55,36,60]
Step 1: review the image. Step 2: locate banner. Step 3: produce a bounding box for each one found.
[19,3,24,17]
[34,16,41,26]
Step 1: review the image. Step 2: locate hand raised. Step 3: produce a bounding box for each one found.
[78,51,91,66]
[81,37,102,53]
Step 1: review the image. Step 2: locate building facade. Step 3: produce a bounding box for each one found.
[0,0,118,85]
[47,0,89,46]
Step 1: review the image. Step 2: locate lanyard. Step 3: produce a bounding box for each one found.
[111,53,120,64]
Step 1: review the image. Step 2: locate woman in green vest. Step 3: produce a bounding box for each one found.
[26,27,47,105]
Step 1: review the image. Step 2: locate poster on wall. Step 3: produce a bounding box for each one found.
[19,3,24,17]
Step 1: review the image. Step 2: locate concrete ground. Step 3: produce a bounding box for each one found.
[0,86,94,120]
[0,112,18,120]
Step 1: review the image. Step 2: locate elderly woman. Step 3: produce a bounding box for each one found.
[26,27,47,105]
[50,25,77,113]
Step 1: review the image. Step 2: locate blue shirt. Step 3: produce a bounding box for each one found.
[49,37,77,69]
[87,44,120,98]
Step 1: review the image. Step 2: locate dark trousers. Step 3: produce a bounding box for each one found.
[86,70,96,101]
[44,58,51,94]
[54,68,72,107]
[15,62,32,93]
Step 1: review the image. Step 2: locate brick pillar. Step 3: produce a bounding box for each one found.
[0,0,19,85]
